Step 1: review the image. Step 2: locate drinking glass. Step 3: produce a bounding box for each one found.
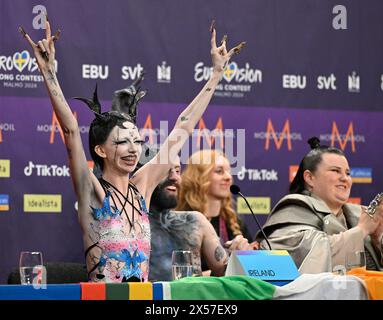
[19,251,44,285]
[345,250,366,271]
[171,250,193,280]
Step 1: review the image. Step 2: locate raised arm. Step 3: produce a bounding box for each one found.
[20,17,93,199]
[134,21,245,199]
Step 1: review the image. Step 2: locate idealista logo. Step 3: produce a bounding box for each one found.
[194,61,262,98]
[236,197,271,214]
[237,166,278,182]
[0,159,10,178]
[24,194,61,213]
[24,161,70,177]
[0,50,58,89]
[0,194,10,211]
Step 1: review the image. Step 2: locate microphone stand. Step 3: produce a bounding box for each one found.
[237,191,272,250]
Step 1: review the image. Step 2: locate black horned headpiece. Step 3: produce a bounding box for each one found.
[73,73,146,125]
[73,83,102,118]
[111,72,147,123]
[72,84,129,130]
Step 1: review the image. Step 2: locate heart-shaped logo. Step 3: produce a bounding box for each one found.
[13,50,30,72]
[223,61,237,83]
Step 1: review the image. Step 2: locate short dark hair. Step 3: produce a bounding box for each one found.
[89,111,134,171]
[289,144,345,194]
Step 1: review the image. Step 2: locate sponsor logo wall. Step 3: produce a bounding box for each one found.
[0,0,382,283]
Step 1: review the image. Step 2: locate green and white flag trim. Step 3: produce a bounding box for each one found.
[161,274,367,300]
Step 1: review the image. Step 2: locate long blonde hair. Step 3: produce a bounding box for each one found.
[176,149,242,236]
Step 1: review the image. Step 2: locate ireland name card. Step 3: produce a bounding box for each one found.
[225,250,300,286]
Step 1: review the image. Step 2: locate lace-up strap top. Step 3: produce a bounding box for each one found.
[86,181,151,282]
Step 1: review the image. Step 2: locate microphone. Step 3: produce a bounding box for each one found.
[230,184,272,250]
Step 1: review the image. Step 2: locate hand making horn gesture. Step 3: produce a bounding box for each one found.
[209,20,245,74]
[19,12,61,75]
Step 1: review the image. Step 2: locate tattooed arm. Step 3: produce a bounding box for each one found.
[132,22,245,201]
[20,17,93,200]
[197,212,228,276]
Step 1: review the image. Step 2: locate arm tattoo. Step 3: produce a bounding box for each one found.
[45,69,57,86]
[214,246,225,262]
[205,87,212,92]
[51,89,65,103]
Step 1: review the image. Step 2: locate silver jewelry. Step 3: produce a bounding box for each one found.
[366,192,383,218]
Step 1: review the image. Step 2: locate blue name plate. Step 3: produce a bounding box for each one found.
[225,250,300,285]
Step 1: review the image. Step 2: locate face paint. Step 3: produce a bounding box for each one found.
[103,122,144,173]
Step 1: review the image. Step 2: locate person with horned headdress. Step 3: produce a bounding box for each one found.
[256,137,383,273]
[19,16,245,282]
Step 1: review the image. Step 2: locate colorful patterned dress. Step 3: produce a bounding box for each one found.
[86,184,151,282]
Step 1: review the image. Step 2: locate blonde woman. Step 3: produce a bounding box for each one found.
[176,149,257,272]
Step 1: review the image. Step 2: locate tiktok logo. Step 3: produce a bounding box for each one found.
[24,161,70,177]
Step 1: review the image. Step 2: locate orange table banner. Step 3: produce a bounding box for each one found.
[347,269,383,300]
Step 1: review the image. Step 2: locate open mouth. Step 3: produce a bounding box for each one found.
[121,156,137,165]
[165,186,177,192]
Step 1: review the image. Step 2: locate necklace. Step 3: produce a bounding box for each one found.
[99,178,143,228]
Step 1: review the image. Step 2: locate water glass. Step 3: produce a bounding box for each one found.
[171,250,193,280]
[345,250,366,271]
[19,251,44,285]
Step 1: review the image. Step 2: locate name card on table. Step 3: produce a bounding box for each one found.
[225,250,300,286]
